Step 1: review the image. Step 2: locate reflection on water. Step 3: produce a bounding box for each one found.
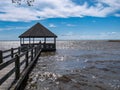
[1,40,120,90]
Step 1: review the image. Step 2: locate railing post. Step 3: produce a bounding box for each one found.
[31,49,33,61]
[0,50,3,63]
[44,42,46,49]
[18,47,21,55]
[25,51,28,68]
[35,47,37,56]
[36,45,39,54]
[15,54,20,81]
[11,48,14,58]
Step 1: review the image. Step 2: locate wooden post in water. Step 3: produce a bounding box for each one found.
[25,51,28,68]
[0,50,3,63]
[15,55,20,81]
[11,48,14,58]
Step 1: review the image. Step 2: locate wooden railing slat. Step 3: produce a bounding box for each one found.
[0,67,15,85]
[0,58,16,70]
[13,47,18,50]
[2,49,11,53]
[3,54,12,59]
[20,59,26,67]
[13,51,18,55]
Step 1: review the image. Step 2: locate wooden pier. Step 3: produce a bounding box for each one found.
[0,43,42,90]
[0,22,57,90]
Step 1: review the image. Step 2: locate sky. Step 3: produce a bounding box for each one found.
[0,0,120,40]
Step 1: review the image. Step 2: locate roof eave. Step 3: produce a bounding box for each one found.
[19,36,57,38]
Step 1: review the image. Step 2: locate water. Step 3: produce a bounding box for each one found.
[0,40,120,90]
[0,40,20,50]
[24,40,120,90]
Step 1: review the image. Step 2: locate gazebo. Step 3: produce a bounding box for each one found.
[19,23,57,51]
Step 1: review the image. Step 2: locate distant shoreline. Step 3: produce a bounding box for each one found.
[108,40,120,42]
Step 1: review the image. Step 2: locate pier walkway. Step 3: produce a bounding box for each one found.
[0,43,42,90]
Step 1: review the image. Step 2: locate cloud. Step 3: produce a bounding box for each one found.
[114,14,120,17]
[0,26,28,31]
[0,0,120,21]
[48,23,56,27]
[66,24,76,27]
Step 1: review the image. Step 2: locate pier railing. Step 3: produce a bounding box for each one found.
[0,47,21,63]
[0,43,42,89]
[21,43,56,51]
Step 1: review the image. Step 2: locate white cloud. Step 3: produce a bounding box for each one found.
[48,23,56,28]
[0,26,28,31]
[66,24,76,27]
[0,0,120,21]
[114,14,120,17]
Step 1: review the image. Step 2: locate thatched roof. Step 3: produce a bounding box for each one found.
[19,23,57,38]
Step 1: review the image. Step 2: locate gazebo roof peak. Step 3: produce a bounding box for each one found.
[19,22,57,38]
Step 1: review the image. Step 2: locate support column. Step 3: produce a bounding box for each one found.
[44,37,46,43]
[20,38,22,46]
[23,38,24,44]
[44,37,46,49]
[54,38,56,50]
[33,38,34,44]
[33,38,34,47]
[29,38,30,47]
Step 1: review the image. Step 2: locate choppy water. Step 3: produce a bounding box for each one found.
[24,40,120,90]
[0,40,120,90]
